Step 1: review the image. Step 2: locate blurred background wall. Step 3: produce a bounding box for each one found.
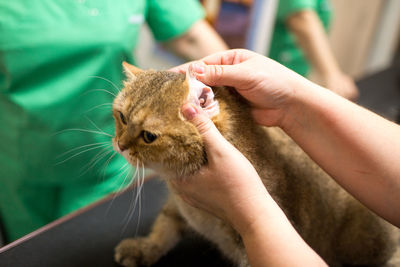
[329,0,400,78]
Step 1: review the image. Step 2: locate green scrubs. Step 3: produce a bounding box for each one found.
[0,0,204,241]
[269,0,332,76]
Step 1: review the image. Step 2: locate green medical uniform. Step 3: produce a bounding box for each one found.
[0,0,204,242]
[269,0,332,76]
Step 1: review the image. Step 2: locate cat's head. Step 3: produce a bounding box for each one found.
[112,62,219,177]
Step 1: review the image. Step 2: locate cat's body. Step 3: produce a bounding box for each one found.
[113,67,399,267]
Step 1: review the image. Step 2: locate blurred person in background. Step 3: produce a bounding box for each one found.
[270,0,359,100]
[0,0,227,243]
[214,0,359,99]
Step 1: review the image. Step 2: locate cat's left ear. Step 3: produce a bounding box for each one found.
[122,61,142,82]
[185,65,220,118]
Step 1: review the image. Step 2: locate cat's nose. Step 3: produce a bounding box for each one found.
[117,141,127,152]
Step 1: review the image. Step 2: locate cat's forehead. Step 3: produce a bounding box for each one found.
[133,71,184,92]
[125,71,185,100]
[128,108,166,130]
[115,70,188,119]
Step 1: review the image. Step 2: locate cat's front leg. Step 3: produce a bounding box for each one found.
[114,198,186,267]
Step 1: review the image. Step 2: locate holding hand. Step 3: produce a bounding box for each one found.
[172,101,326,267]
[172,102,271,235]
[171,49,312,127]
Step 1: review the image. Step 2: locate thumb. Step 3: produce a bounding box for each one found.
[181,103,226,150]
[191,62,242,87]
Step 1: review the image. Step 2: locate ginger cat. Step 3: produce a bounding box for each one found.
[112,62,399,267]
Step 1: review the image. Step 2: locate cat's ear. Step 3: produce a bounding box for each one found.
[122,61,142,82]
[185,65,219,118]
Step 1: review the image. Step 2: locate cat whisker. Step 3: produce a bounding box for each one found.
[98,152,131,193]
[54,128,113,137]
[57,141,109,159]
[130,162,146,237]
[55,143,111,165]
[122,160,142,233]
[88,75,121,93]
[85,103,113,113]
[127,160,140,212]
[118,162,129,172]
[120,165,135,192]
[84,88,117,97]
[105,166,132,216]
[99,151,118,179]
[84,116,113,138]
[108,162,130,186]
[134,162,146,237]
[79,147,113,176]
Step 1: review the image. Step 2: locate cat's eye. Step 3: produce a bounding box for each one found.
[142,131,157,144]
[119,112,127,125]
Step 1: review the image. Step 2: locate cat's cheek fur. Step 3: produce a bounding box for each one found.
[145,161,177,179]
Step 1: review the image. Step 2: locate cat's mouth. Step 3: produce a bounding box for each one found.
[112,138,141,165]
[112,137,162,172]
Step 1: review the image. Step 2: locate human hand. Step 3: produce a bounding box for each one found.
[171,102,272,234]
[170,49,309,127]
[172,84,328,267]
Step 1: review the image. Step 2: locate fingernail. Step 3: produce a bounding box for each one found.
[192,63,205,75]
[182,103,199,120]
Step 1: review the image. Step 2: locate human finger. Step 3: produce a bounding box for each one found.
[181,102,228,154]
[189,62,250,87]
[199,49,254,66]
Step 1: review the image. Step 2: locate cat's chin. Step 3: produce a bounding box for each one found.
[143,161,202,180]
[145,162,180,179]
[145,162,166,174]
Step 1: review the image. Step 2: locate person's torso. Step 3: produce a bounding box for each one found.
[269,0,332,76]
[0,0,146,184]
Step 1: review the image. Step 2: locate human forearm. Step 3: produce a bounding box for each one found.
[239,194,327,267]
[165,19,228,60]
[281,79,400,226]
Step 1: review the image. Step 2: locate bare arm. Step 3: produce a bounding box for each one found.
[287,10,358,100]
[281,78,400,226]
[164,19,228,60]
[240,195,327,267]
